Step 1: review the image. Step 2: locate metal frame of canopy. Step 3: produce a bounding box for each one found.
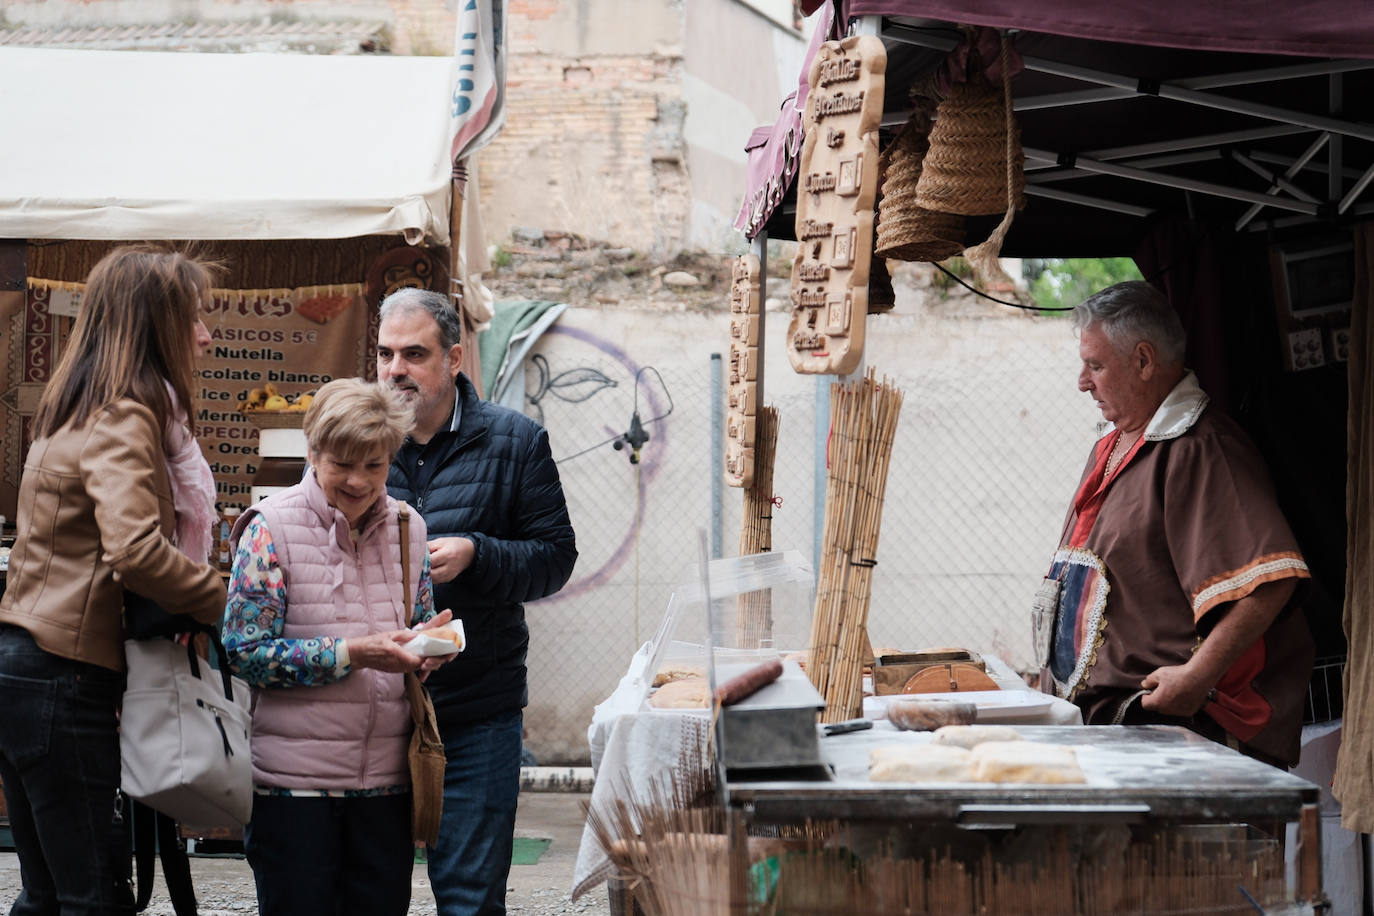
[876,18,1374,231]
[751,14,1374,254]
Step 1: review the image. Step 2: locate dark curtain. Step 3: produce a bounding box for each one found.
[1132,215,1235,414]
[1334,222,1374,831]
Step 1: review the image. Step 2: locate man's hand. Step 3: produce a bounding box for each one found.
[345,631,424,673]
[428,537,476,584]
[1140,662,1212,716]
[1140,578,1296,719]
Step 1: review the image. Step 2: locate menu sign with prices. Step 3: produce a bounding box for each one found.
[786,35,885,376]
[0,281,373,522]
[196,285,371,506]
[725,254,761,488]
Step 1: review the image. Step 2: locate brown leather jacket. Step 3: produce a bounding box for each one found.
[0,399,226,671]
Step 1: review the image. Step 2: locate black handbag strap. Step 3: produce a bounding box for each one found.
[128,798,197,915]
[181,627,236,702]
[132,801,155,911]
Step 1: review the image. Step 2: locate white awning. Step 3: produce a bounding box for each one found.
[0,47,455,243]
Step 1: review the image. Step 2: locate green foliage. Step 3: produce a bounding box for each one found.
[929,256,974,296]
[1027,258,1143,314]
[491,246,513,270]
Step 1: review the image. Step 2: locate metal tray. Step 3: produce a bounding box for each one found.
[727,724,1319,826]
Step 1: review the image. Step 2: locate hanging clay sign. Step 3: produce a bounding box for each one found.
[725,253,760,488]
[787,35,885,375]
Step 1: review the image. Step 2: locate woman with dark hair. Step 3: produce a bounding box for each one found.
[0,245,228,914]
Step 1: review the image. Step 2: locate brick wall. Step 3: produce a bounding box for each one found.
[384,0,454,55]
[476,48,691,254]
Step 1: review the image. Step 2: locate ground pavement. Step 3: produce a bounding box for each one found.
[0,791,610,916]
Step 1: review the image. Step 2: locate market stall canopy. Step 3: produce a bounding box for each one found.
[744,1,1374,255]
[0,47,454,244]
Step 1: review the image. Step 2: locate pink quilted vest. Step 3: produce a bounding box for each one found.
[233,469,428,790]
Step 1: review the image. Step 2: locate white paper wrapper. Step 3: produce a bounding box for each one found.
[406,620,466,656]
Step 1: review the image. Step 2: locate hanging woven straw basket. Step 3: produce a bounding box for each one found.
[875,102,967,262]
[913,77,1025,217]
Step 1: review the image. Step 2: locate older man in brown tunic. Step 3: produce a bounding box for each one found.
[1036,281,1314,767]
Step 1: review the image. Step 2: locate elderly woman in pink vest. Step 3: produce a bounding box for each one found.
[222,378,455,916]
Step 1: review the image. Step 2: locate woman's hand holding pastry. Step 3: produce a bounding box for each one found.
[410,609,461,680]
[346,631,424,672]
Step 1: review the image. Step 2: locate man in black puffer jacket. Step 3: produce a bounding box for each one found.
[377,289,577,916]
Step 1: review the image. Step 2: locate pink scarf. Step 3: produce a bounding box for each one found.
[163,388,217,562]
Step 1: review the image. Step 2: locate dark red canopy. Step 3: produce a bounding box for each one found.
[828,0,1374,59]
[747,1,1374,255]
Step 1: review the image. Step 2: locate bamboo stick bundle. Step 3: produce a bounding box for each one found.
[806,378,866,705]
[810,377,866,719]
[806,371,904,722]
[585,777,729,915]
[736,406,780,648]
[750,848,851,914]
[832,376,903,720]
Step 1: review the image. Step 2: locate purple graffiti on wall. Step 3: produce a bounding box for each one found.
[529,324,672,603]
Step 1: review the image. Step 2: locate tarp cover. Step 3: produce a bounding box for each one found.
[827,0,1374,59]
[747,2,1374,251]
[0,47,454,243]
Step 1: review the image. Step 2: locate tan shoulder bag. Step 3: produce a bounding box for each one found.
[400,502,446,847]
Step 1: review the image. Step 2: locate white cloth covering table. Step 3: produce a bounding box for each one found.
[572,653,1080,899]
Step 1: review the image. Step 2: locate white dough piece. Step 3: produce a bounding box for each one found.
[970,741,1086,784]
[868,744,974,782]
[930,725,1024,749]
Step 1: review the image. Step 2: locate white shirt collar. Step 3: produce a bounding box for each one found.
[1143,370,1209,441]
[447,385,462,433]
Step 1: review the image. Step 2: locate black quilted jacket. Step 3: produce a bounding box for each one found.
[386,373,577,726]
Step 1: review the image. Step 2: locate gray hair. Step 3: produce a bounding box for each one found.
[378,288,463,349]
[1072,281,1187,365]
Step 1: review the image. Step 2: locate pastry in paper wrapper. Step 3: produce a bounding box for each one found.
[406,621,466,656]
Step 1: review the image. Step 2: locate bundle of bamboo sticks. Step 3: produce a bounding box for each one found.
[768,829,1287,914]
[589,779,1289,915]
[736,406,780,649]
[806,371,904,723]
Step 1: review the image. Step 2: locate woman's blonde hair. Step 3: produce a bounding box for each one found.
[303,378,414,461]
[33,245,217,439]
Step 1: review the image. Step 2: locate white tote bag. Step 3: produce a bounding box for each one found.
[120,635,253,826]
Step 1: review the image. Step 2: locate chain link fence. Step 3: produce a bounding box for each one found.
[520,290,1104,764]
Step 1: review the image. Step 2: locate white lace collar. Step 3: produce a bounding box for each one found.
[1142,370,1209,441]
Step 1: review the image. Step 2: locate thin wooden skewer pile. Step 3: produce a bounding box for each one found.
[590,781,1289,914]
[772,829,1287,914]
[807,371,903,723]
[736,406,780,648]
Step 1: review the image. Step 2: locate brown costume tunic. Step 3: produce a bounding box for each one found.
[1042,372,1313,766]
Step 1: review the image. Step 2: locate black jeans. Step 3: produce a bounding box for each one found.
[0,624,133,916]
[244,791,414,916]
